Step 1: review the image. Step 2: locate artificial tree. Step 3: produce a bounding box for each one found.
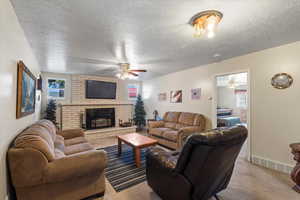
[133,94,146,130]
[45,99,58,127]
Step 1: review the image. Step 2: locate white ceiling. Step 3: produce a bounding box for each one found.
[10,0,300,79]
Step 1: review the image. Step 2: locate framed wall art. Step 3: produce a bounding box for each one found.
[16,61,37,119]
[170,90,182,103]
[47,78,66,99]
[191,88,201,100]
[128,84,139,100]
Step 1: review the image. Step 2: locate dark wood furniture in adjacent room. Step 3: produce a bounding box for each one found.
[290,143,300,193]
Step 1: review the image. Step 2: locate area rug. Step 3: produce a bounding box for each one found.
[98,144,147,192]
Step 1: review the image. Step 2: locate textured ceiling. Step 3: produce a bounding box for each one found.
[10,0,300,79]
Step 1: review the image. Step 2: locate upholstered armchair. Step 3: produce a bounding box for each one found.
[146,126,248,200]
[290,143,300,193]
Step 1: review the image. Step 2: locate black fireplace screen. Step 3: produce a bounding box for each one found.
[86,108,115,130]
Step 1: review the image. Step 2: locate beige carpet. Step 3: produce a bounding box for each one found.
[89,135,299,200]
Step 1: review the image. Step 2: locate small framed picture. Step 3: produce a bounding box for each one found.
[191,88,201,100]
[47,78,66,99]
[170,90,182,103]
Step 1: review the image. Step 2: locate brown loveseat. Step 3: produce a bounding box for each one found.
[8,120,107,200]
[148,112,205,149]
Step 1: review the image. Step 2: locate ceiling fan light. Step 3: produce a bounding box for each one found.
[190,10,222,38]
[207,31,215,38]
[205,15,218,32]
[116,73,121,78]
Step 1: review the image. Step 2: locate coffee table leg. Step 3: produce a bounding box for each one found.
[118,138,122,156]
[134,147,141,168]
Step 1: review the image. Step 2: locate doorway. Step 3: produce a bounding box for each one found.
[215,72,250,159]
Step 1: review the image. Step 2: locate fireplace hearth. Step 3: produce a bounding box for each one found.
[86,108,115,130]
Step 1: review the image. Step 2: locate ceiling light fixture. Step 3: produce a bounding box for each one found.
[189,10,223,38]
[116,63,139,80]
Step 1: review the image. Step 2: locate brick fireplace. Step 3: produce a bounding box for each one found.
[86,108,115,130]
[57,74,138,130]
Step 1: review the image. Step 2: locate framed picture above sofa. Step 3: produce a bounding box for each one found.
[170,90,182,103]
[191,88,201,100]
[16,61,37,119]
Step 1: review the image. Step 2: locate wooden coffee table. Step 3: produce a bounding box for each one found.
[117,133,158,167]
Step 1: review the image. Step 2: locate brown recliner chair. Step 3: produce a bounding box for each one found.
[290,143,300,192]
[7,120,107,200]
[146,126,248,200]
[148,112,206,150]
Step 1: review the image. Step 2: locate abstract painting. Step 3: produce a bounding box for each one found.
[170,90,182,103]
[191,88,201,100]
[16,61,36,119]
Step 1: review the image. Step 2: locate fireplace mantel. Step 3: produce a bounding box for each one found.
[59,103,134,107]
[59,102,134,130]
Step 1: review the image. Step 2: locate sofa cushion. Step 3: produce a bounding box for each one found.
[164,112,181,123]
[54,148,66,159]
[193,114,205,126]
[35,120,57,141]
[54,135,65,152]
[65,136,87,146]
[162,130,178,142]
[150,128,172,137]
[14,126,55,161]
[64,143,94,155]
[165,122,177,129]
[178,112,196,126]
[175,123,186,130]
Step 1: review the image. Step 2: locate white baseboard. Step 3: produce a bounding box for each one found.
[252,155,293,174]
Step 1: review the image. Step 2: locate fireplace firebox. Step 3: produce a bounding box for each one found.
[86,108,115,130]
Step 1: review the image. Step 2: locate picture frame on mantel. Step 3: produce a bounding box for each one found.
[16,61,37,119]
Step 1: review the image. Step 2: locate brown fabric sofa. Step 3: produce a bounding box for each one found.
[7,120,107,200]
[148,112,206,149]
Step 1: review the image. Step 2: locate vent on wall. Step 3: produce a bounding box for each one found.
[252,155,293,174]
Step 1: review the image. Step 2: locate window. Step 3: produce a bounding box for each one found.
[235,90,247,108]
[128,84,139,100]
[47,78,65,99]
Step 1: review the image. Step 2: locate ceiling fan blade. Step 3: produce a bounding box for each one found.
[129,69,147,72]
[121,41,128,62]
[68,56,118,65]
[128,72,139,77]
[97,67,117,72]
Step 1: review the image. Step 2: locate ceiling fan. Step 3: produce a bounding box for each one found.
[116,63,147,79]
[68,41,152,79]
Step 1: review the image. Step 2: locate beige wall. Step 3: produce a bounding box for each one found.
[0,0,41,199]
[143,41,300,168]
